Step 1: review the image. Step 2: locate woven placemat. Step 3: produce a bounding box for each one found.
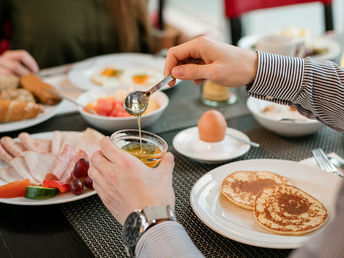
[146,81,250,134]
[60,126,344,258]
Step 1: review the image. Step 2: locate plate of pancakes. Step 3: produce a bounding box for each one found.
[190,159,342,249]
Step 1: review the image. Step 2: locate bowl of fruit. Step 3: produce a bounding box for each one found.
[77,87,169,131]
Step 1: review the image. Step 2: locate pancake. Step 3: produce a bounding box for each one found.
[254,184,328,235]
[221,171,290,210]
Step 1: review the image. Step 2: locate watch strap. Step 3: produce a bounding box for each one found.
[143,205,176,225]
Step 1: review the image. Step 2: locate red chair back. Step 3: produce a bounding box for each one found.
[0,21,11,54]
[224,0,333,18]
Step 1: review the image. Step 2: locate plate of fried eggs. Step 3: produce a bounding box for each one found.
[68,53,179,91]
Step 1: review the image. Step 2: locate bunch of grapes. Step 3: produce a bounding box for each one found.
[70,158,93,195]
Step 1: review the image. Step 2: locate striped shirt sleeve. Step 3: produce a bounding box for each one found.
[290,181,344,258]
[247,51,344,132]
[136,221,204,258]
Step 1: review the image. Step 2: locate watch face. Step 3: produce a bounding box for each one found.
[123,212,142,247]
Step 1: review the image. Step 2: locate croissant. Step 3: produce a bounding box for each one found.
[0,100,44,123]
[20,74,61,105]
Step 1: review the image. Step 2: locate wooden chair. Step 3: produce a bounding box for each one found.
[224,0,334,46]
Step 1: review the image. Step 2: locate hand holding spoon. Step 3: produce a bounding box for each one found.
[124,75,174,116]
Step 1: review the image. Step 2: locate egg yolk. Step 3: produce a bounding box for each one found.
[198,110,227,142]
[132,74,149,84]
[101,68,122,77]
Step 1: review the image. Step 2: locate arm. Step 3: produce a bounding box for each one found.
[249,52,344,132]
[89,137,203,258]
[164,36,344,132]
[136,221,204,258]
[290,180,344,258]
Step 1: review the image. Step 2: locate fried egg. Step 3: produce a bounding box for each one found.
[91,66,123,87]
[122,67,163,87]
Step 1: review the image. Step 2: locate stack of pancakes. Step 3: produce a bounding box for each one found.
[221,171,328,235]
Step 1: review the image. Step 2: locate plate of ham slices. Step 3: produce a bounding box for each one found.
[0,128,104,205]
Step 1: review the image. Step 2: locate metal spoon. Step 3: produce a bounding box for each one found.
[124,75,174,116]
[226,133,260,148]
[47,88,97,114]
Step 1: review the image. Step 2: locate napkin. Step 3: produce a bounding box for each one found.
[300,152,344,172]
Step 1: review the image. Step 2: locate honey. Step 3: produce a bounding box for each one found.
[121,142,162,168]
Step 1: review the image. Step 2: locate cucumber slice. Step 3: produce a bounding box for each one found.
[25,186,59,200]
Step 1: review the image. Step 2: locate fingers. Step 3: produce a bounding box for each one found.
[90,150,116,179]
[0,59,30,76]
[171,63,213,81]
[6,50,39,73]
[193,79,206,85]
[156,152,175,175]
[164,36,207,77]
[0,66,11,76]
[99,136,133,164]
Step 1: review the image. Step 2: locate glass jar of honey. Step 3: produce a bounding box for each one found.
[201,80,237,107]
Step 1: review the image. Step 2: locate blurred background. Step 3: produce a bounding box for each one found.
[148,0,344,44]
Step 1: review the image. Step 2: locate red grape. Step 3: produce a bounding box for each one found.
[70,179,84,195]
[84,176,93,189]
[72,158,90,178]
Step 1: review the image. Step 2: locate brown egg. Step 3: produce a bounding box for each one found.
[198,110,227,142]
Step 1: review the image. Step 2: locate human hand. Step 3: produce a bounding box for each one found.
[0,50,39,76]
[164,36,258,87]
[89,137,175,225]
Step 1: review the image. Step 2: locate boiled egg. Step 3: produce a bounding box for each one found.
[198,110,227,142]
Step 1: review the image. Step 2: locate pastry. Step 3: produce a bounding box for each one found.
[0,99,43,123]
[254,184,328,235]
[221,171,290,210]
[1,88,35,103]
[0,74,19,92]
[20,74,61,105]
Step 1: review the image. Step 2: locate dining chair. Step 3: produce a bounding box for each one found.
[224,0,334,45]
[0,21,11,54]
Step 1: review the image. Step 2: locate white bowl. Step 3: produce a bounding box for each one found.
[77,87,168,131]
[247,96,324,137]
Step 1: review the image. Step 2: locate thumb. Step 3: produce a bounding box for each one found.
[157,152,175,174]
[171,63,212,80]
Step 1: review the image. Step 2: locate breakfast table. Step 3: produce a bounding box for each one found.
[0,34,344,258]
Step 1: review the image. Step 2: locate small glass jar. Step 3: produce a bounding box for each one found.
[111,129,167,168]
[201,80,237,107]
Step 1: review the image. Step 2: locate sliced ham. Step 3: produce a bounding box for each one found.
[0,136,25,157]
[60,150,89,183]
[75,128,104,157]
[10,156,39,184]
[19,132,52,154]
[0,166,24,183]
[23,151,56,184]
[61,132,82,150]
[51,131,63,155]
[0,143,14,164]
[47,144,77,180]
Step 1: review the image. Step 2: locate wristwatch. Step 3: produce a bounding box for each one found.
[122,205,176,257]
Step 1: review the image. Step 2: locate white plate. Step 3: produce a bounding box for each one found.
[0,102,62,133]
[173,127,250,163]
[0,131,96,205]
[238,34,341,60]
[190,159,342,249]
[68,53,180,91]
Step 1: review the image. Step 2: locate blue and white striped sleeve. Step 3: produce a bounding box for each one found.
[136,221,204,258]
[247,51,344,132]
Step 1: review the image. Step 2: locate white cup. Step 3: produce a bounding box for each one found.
[256,35,305,57]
